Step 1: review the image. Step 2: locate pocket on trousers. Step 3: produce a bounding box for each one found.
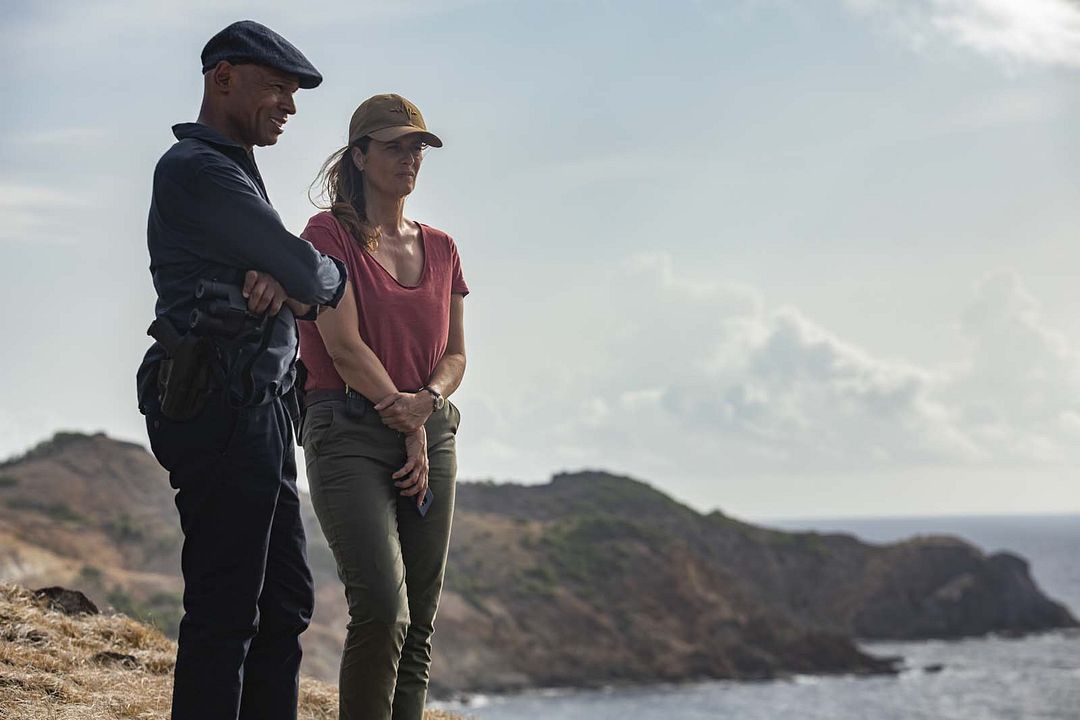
[146,412,177,471]
[145,396,240,474]
[300,403,336,455]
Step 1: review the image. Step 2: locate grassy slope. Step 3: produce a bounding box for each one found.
[0,584,465,720]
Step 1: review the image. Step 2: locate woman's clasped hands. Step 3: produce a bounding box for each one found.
[376,392,432,506]
[374,391,433,433]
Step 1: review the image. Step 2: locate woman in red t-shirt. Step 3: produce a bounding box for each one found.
[296,94,467,720]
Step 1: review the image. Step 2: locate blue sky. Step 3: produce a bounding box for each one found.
[3,0,1079,518]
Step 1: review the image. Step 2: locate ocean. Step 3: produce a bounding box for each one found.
[433,514,1080,720]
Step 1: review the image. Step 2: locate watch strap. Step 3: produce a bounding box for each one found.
[422,385,443,410]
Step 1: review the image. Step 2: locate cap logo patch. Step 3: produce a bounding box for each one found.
[390,104,418,119]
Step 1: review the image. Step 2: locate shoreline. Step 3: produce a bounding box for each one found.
[432,627,1080,708]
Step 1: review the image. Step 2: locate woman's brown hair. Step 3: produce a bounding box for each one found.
[310,137,378,251]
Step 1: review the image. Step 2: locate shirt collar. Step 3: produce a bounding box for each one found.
[172,122,248,152]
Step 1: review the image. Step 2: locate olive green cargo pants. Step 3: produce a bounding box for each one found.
[301,396,459,720]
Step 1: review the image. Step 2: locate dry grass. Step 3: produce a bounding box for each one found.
[0,584,465,720]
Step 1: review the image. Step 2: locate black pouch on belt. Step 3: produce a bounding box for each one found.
[344,386,370,419]
[147,318,212,421]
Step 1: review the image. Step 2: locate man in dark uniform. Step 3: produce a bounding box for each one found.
[136,21,347,720]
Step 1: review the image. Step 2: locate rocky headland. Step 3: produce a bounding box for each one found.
[0,432,1074,696]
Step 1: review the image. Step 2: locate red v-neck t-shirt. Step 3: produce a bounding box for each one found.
[298,211,469,393]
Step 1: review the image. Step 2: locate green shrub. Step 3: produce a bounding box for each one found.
[107,586,138,616]
[6,498,83,523]
[105,514,144,542]
[146,591,184,637]
[77,565,104,585]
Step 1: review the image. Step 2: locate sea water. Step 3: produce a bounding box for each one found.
[433,514,1080,720]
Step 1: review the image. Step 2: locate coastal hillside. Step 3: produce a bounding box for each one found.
[0,433,1074,695]
[424,472,1076,692]
[0,583,462,720]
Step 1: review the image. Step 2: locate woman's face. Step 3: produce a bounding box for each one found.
[353,133,426,198]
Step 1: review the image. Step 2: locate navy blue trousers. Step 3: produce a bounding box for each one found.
[147,393,314,720]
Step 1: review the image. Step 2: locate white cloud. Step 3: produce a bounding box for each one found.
[462,256,1080,489]
[946,271,1080,462]
[664,305,981,467]
[846,0,1080,69]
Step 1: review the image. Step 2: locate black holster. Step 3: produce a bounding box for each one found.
[148,318,212,421]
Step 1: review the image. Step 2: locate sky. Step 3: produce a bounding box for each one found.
[2,0,1079,519]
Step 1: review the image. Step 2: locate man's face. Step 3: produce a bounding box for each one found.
[226,64,300,148]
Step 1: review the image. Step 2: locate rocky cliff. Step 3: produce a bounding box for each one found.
[0,433,1074,695]
[421,472,1075,692]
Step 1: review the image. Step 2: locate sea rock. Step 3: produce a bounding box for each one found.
[843,541,1078,639]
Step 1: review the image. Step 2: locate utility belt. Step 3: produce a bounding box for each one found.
[294,381,378,440]
[300,385,371,417]
[148,279,273,421]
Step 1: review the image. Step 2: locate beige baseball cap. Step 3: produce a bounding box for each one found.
[348,93,443,147]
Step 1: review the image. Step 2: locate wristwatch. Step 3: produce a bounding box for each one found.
[422,385,445,411]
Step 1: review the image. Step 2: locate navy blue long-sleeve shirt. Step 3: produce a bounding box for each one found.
[137,122,346,411]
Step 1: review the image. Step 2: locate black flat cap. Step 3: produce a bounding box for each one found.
[201,20,322,89]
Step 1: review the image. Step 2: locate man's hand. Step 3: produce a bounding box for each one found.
[285,298,313,317]
[394,426,430,508]
[243,270,288,316]
[374,391,433,434]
